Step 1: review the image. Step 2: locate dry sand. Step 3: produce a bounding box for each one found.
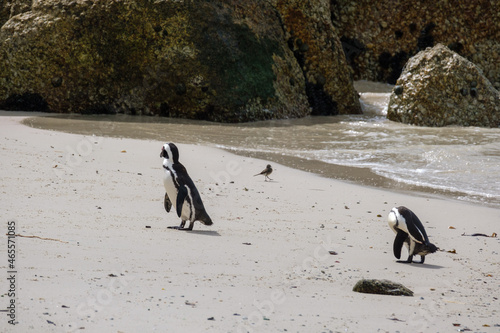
[1,112,499,332]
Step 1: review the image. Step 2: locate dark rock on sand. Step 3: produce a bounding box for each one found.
[353,279,414,296]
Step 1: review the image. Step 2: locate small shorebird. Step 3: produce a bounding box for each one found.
[254,164,273,181]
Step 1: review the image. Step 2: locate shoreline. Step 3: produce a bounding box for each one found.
[1,111,499,332]
[22,113,500,209]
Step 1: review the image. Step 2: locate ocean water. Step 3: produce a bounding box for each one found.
[23,81,500,208]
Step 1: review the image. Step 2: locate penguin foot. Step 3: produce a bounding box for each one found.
[167,220,188,230]
[168,220,187,230]
[167,226,193,231]
[167,226,183,230]
[167,221,194,231]
[396,255,414,264]
[396,256,426,264]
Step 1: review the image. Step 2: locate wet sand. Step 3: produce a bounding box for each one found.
[1,111,500,332]
[24,114,488,207]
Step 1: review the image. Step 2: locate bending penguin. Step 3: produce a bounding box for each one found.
[160,142,213,231]
[388,206,438,263]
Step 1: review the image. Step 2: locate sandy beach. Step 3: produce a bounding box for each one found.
[1,112,499,332]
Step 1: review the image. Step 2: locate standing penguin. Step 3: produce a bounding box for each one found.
[388,206,438,263]
[160,143,213,231]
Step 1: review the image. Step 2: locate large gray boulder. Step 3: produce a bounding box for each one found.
[387,44,500,127]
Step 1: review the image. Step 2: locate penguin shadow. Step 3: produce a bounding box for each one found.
[414,263,445,270]
[397,262,445,270]
[184,230,221,236]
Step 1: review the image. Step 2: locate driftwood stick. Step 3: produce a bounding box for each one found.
[461,232,497,238]
[8,233,69,243]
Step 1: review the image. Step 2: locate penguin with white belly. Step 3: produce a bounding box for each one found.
[160,143,213,231]
[388,206,438,263]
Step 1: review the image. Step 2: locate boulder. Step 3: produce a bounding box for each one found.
[387,44,500,127]
[0,0,312,121]
[332,0,499,88]
[0,0,361,121]
[276,0,361,115]
[353,279,413,296]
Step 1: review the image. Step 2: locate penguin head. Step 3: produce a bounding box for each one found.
[415,241,438,256]
[160,143,180,163]
[424,242,438,254]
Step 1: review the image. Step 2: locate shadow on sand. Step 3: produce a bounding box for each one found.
[185,230,221,236]
[397,262,445,270]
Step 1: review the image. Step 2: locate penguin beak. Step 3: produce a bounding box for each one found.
[160,147,165,158]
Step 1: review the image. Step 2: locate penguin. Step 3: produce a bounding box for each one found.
[387,206,438,263]
[160,143,213,231]
[254,164,273,181]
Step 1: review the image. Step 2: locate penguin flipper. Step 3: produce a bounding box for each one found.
[164,192,172,213]
[393,230,408,259]
[176,185,188,218]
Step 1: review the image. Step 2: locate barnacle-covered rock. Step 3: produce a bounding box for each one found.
[387,44,500,127]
